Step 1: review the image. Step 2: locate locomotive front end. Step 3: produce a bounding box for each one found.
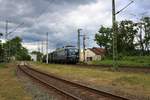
[67,47,79,64]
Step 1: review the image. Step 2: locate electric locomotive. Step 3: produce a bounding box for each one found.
[44,45,79,64]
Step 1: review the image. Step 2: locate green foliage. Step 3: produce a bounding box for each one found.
[3,37,22,57]
[142,17,150,54]
[95,26,112,55]
[117,20,137,55]
[123,56,150,64]
[0,42,4,62]
[95,16,150,58]
[16,47,31,60]
[92,56,150,67]
[0,63,6,68]
[1,37,31,61]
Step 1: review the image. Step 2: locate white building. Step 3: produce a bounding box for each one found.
[80,47,105,62]
[29,53,37,61]
[0,39,6,43]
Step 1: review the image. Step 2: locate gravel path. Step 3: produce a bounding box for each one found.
[16,67,61,100]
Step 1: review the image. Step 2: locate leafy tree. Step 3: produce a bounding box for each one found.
[0,42,4,62]
[16,47,31,60]
[7,37,22,57]
[118,20,137,55]
[3,37,31,61]
[95,20,137,58]
[95,26,112,56]
[0,33,4,62]
[142,17,150,54]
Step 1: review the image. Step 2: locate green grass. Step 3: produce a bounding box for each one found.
[91,56,150,67]
[0,63,32,100]
[31,62,150,97]
[0,63,6,68]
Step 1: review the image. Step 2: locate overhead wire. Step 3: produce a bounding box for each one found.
[32,0,55,25]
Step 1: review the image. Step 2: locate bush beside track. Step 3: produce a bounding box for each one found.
[91,56,150,67]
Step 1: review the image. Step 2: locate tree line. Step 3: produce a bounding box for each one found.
[95,16,150,58]
[0,37,31,62]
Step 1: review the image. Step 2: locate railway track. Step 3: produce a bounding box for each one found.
[18,64,129,100]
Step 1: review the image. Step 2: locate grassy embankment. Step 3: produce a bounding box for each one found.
[0,63,32,100]
[91,56,150,67]
[31,62,150,98]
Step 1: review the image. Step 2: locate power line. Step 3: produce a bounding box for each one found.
[25,0,55,54]
[7,22,24,36]
[33,0,54,25]
[116,1,134,15]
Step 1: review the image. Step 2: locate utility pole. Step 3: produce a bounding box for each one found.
[37,41,41,53]
[83,33,86,62]
[46,32,49,64]
[4,20,24,62]
[5,20,8,40]
[41,40,44,54]
[112,0,118,69]
[40,41,43,62]
[4,20,8,62]
[81,33,88,63]
[37,41,38,52]
[112,0,133,69]
[38,41,40,53]
[77,29,82,62]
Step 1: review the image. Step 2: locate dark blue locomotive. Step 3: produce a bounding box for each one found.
[43,46,79,64]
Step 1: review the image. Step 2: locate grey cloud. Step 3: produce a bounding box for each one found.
[0,0,150,51]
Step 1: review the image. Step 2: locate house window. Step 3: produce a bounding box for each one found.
[87,57,92,61]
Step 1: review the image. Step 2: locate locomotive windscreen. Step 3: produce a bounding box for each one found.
[68,48,78,55]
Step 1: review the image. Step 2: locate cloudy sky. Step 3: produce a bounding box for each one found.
[0,0,149,52]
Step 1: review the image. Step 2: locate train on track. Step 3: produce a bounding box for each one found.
[43,45,79,64]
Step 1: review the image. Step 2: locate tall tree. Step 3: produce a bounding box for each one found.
[142,17,150,54]
[0,41,4,62]
[16,47,31,60]
[3,37,31,61]
[95,26,112,55]
[0,33,4,62]
[118,20,137,55]
[95,20,137,58]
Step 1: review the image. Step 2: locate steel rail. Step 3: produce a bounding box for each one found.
[22,65,129,100]
[18,65,81,100]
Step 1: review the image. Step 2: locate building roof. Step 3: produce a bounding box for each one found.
[89,47,105,55]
